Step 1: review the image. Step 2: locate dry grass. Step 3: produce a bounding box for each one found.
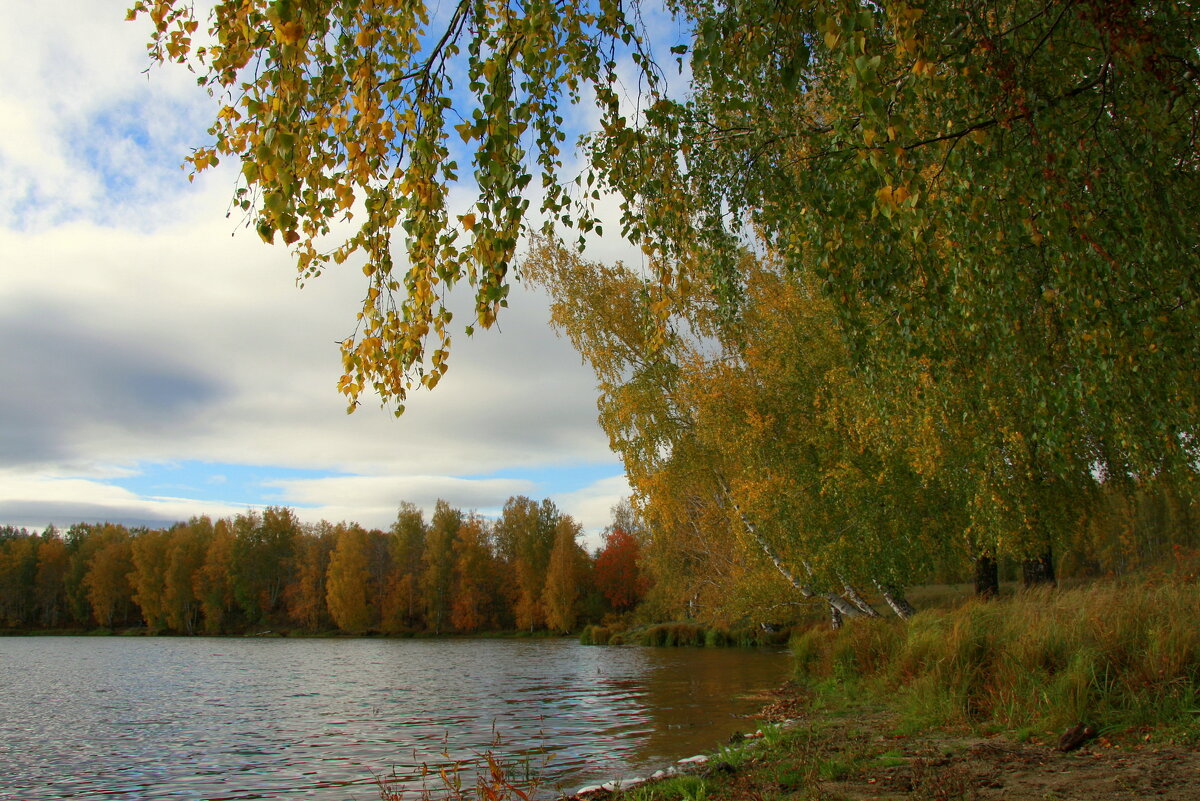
[790,574,1200,738]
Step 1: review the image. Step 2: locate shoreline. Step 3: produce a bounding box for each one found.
[557,683,1200,801]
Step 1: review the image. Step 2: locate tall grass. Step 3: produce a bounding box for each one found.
[790,576,1200,737]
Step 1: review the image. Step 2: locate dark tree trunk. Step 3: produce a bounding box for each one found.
[974,554,999,599]
[1022,546,1056,588]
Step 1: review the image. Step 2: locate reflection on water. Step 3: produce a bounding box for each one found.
[0,637,790,800]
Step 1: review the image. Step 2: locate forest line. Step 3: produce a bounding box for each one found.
[0,471,1193,637]
[0,497,645,636]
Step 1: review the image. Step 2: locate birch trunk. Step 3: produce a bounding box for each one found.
[842,581,882,617]
[873,580,916,620]
[1022,546,1056,588]
[719,480,863,621]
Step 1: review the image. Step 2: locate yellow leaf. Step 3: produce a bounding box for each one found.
[276,21,305,45]
[461,213,476,231]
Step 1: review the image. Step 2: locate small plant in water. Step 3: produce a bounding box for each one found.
[375,732,551,801]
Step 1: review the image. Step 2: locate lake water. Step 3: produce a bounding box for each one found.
[0,637,791,800]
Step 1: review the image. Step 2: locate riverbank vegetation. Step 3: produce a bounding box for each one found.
[789,567,1200,740]
[573,565,1200,801]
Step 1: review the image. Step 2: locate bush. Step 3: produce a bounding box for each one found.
[638,622,704,647]
[580,623,626,645]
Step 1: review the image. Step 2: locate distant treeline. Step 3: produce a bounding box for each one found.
[0,497,647,635]
[2,480,1195,637]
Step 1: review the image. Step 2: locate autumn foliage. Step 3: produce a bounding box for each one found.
[0,496,643,635]
[594,528,647,613]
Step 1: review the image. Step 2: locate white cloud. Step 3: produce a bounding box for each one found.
[551,474,633,548]
[0,468,251,530]
[0,3,214,229]
[0,2,634,535]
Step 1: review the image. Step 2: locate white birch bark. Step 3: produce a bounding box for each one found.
[718,480,863,620]
[873,579,916,620]
[841,581,882,617]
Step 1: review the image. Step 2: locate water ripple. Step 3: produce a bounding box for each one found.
[0,637,788,800]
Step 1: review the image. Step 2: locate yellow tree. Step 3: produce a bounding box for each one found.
[130,529,171,631]
[527,241,883,623]
[161,521,209,634]
[34,532,69,628]
[194,518,235,633]
[542,516,585,634]
[494,496,559,631]
[683,265,963,616]
[0,533,38,627]
[381,502,426,632]
[84,529,134,629]
[287,522,336,632]
[450,516,495,633]
[326,523,373,633]
[422,500,462,634]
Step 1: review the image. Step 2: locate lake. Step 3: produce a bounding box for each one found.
[0,637,791,800]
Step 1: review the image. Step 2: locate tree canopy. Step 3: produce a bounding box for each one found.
[131,1,1200,613]
[132,0,664,411]
[134,1,1200,475]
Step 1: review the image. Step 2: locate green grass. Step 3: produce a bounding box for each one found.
[788,575,1200,741]
[625,775,711,801]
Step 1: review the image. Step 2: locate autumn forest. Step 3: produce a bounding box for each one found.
[0,498,647,636]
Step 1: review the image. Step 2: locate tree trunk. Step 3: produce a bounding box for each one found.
[1022,546,1056,588]
[842,581,882,617]
[830,604,844,630]
[975,554,999,599]
[874,580,916,620]
[718,479,864,620]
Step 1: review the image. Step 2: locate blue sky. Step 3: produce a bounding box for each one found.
[0,2,637,541]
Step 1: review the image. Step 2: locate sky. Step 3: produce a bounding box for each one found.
[0,2,649,544]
